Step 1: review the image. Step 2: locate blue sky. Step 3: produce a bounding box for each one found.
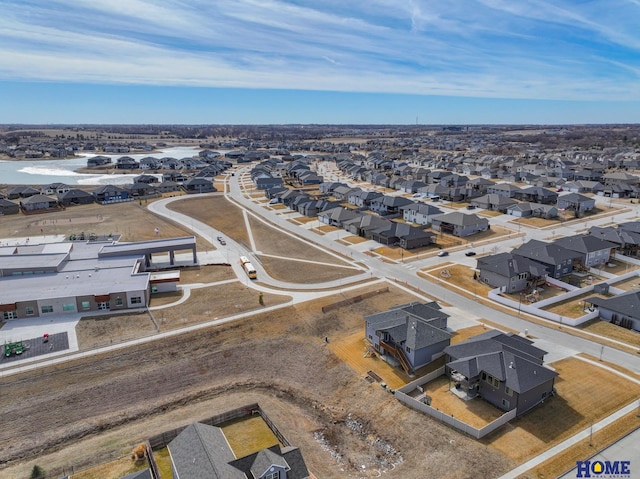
[1,0,640,124]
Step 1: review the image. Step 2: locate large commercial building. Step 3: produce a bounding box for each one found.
[0,237,196,320]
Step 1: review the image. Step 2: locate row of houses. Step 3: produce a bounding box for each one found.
[87,155,233,171]
[0,173,223,215]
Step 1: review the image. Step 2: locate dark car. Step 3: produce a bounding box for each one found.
[465,251,476,256]
[217,236,226,245]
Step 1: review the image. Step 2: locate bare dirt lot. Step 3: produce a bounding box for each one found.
[0,284,513,479]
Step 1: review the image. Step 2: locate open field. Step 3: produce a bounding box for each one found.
[71,456,148,479]
[0,201,209,248]
[0,283,514,479]
[166,195,251,246]
[256,255,361,283]
[420,264,494,299]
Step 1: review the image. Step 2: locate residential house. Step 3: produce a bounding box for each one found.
[42,183,71,196]
[348,190,383,209]
[86,155,112,167]
[115,156,139,170]
[368,195,414,216]
[470,194,518,212]
[444,330,558,415]
[476,253,548,293]
[588,225,640,257]
[0,198,20,215]
[168,422,310,479]
[92,185,131,203]
[562,181,604,195]
[506,202,558,219]
[512,239,581,278]
[584,291,640,332]
[487,183,521,198]
[255,176,284,190]
[553,234,617,268]
[369,222,434,249]
[343,214,391,238]
[182,178,216,194]
[364,302,451,374]
[133,174,160,184]
[7,186,41,200]
[317,207,359,228]
[20,194,59,212]
[513,186,558,205]
[556,192,595,213]
[430,212,489,237]
[57,189,95,207]
[401,203,444,226]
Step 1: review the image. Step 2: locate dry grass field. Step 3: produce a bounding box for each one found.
[542,292,610,318]
[577,319,640,347]
[256,255,361,283]
[166,195,251,246]
[419,264,494,299]
[0,201,208,248]
[71,456,148,479]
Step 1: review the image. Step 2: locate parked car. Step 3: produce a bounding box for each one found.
[437,251,449,257]
[217,236,226,245]
[466,205,476,210]
[465,251,476,256]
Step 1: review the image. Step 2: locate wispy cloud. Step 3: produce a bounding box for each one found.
[1,0,639,100]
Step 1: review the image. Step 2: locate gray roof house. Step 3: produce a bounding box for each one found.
[556,192,595,213]
[506,202,558,219]
[584,291,640,332]
[317,207,359,228]
[470,194,518,212]
[401,203,444,226]
[57,188,95,206]
[444,330,558,415]
[369,222,435,249]
[0,198,20,216]
[364,302,451,375]
[430,211,489,237]
[553,234,618,268]
[476,253,549,293]
[20,194,59,212]
[368,195,415,216]
[512,239,581,278]
[168,422,310,479]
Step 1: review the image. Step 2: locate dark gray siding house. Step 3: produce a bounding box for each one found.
[512,239,581,278]
[58,189,95,206]
[431,211,489,237]
[182,178,217,194]
[476,253,548,293]
[0,198,20,215]
[444,330,558,416]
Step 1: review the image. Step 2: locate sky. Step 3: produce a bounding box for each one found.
[1,0,640,125]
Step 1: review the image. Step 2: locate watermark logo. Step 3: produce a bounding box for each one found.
[575,460,631,478]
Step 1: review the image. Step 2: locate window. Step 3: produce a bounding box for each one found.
[41,305,54,313]
[131,297,142,305]
[81,301,90,310]
[62,303,75,312]
[493,378,500,388]
[505,386,513,397]
[265,471,280,479]
[502,398,510,409]
[406,346,411,353]
[25,307,34,316]
[97,302,110,310]
[3,311,17,320]
[115,298,123,307]
[481,372,487,381]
